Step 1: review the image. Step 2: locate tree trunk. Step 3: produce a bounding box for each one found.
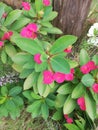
[53,0,92,37]
[0,0,23,8]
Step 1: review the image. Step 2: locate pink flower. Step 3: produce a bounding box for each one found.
[77,97,86,111]
[22,2,30,10]
[92,83,98,93]
[1,31,13,41]
[2,12,7,18]
[64,114,68,119]
[21,27,33,38]
[64,46,72,53]
[34,53,42,64]
[0,41,4,47]
[80,64,90,74]
[66,118,73,124]
[65,73,74,81]
[70,68,75,74]
[87,61,96,71]
[64,114,73,124]
[42,0,51,6]
[43,70,54,84]
[53,72,65,83]
[27,23,38,32]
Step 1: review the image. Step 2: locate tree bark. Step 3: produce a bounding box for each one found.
[53,0,92,37]
[0,0,23,8]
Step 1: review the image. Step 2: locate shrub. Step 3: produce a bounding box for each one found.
[0,1,98,129]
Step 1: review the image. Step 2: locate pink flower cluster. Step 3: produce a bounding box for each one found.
[64,46,72,53]
[92,83,98,93]
[0,41,4,47]
[0,31,13,47]
[22,2,31,10]
[64,114,73,124]
[42,0,51,6]
[43,69,74,84]
[80,61,97,74]
[34,53,42,64]
[1,31,13,41]
[21,23,38,39]
[77,97,86,111]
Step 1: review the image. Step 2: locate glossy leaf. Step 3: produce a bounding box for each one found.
[85,92,96,121]
[11,37,43,55]
[63,96,76,114]
[50,56,70,73]
[4,10,22,26]
[79,49,90,66]
[72,83,85,99]
[57,83,73,95]
[81,74,95,87]
[23,73,34,90]
[50,35,77,54]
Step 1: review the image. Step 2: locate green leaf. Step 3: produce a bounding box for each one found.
[43,11,58,21]
[85,92,96,121]
[41,103,49,120]
[92,54,98,65]
[50,56,70,73]
[79,49,90,66]
[35,0,43,12]
[23,73,34,90]
[0,6,4,19]
[9,86,22,96]
[12,53,33,66]
[27,100,41,113]
[41,21,53,28]
[37,73,50,97]
[5,43,17,58]
[0,96,6,104]
[1,86,8,96]
[1,50,7,64]
[52,109,63,121]
[11,36,43,55]
[35,62,47,72]
[19,69,33,79]
[66,59,78,68]
[4,10,22,26]
[57,83,73,95]
[72,83,85,99]
[12,63,23,72]
[23,91,33,102]
[81,74,95,87]
[13,96,24,107]
[11,17,31,30]
[63,96,76,114]
[23,60,35,69]
[64,124,80,130]
[31,92,41,99]
[46,98,55,107]
[55,94,67,108]
[43,27,62,34]
[50,35,77,54]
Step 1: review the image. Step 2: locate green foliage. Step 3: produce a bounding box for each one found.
[0,84,23,119]
[0,1,98,130]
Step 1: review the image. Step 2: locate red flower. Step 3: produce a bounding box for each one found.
[80,64,90,74]
[77,97,86,111]
[43,70,54,84]
[65,73,74,81]
[92,83,98,93]
[34,53,42,64]
[0,41,4,47]
[42,0,51,6]
[64,46,72,53]
[22,2,31,10]
[1,31,13,41]
[53,72,65,83]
